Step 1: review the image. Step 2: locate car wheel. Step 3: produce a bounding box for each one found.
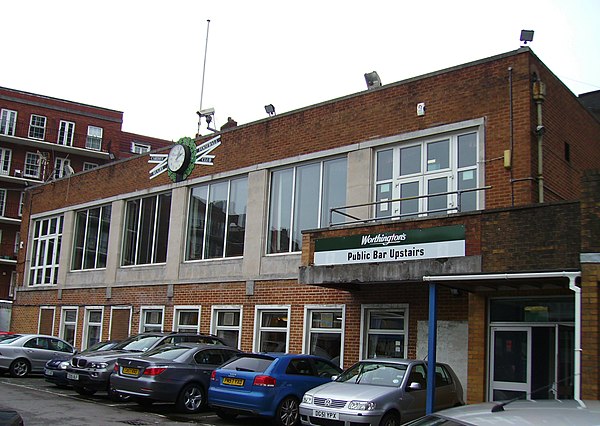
[215,408,238,421]
[379,412,401,426]
[74,386,97,396]
[274,396,300,426]
[176,382,206,414]
[9,359,30,378]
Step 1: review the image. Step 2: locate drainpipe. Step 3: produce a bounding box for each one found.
[533,80,546,203]
[568,276,582,402]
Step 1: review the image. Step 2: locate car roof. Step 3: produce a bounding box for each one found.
[431,400,600,425]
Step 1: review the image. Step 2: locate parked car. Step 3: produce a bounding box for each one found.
[44,340,120,387]
[111,343,240,413]
[208,353,342,426]
[66,332,226,399]
[0,408,23,426]
[299,359,464,426]
[404,399,600,426]
[0,334,76,377]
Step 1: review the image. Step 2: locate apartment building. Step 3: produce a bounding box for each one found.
[9,47,600,402]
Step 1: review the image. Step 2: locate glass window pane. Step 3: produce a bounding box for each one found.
[178,311,199,326]
[369,311,404,330]
[427,140,449,171]
[376,182,393,218]
[261,312,287,328]
[217,311,240,326]
[310,333,341,363]
[137,197,157,264]
[400,145,421,175]
[400,181,420,217]
[267,169,293,253]
[154,193,171,263]
[376,149,393,180]
[427,177,448,213]
[293,163,320,251]
[311,312,342,329]
[205,181,228,258]
[367,334,405,358]
[225,178,247,257]
[321,158,347,226]
[186,185,208,260]
[259,331,286,352]
[458,170,477,212]
[458,133,477,168]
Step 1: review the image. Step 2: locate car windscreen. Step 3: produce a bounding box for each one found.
[337,362,408,387]
[114,335,163,352]
[221,355,274,372]
[144,346,191,361]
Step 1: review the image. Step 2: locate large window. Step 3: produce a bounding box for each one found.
[267,157,347,254]
[29,114,46,140]
[131,142,150,154]
[173,306,201,332]
[122,193,171,266]
[186,177,247,260]
[375,130,479,219]
[86,125,103,150]
[211,306,242,348]
[305,307,344,366]
[29,215,63,286]
[24,152,41,178]
[57,120,75,146]
[0,109,17,136]
[54,157,71,179]
[254,306,290,353]
[72,205,111,270]
[83,307,103,350]
[362,305,408,359]
[60,307,78,345]
[0,148,11,175]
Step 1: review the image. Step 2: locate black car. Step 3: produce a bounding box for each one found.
[111,343,240,413]
[66,332,226,400]
[44,340,120,387]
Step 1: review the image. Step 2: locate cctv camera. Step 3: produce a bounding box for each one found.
[535,125,545,135]
[198,107,215,116]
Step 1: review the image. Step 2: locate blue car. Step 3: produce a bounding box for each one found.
[208,353,342,426]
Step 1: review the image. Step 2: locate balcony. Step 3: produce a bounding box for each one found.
[0,120,112,160]
[0,200,23,224]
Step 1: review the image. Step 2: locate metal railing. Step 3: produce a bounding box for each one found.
[329,186,491,227]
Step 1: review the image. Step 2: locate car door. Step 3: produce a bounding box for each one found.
[22,337,54,371]
[194,349,229,385]
[433,364,459,410]
[401,363,428,422]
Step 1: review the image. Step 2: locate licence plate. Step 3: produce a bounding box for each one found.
[313,410,339,420]
[45,369,53,376]
[122,367,139,376]
[222,377,245,386]
[67,372,79,380]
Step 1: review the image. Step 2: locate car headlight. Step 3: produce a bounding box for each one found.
[348,400,376,411]
[59,361,69,370]
[302,394,314,404]
[88,362,109,369]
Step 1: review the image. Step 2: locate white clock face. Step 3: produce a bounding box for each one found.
[168,144,186,172]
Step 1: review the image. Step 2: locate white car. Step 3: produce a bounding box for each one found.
[300,359,464,426]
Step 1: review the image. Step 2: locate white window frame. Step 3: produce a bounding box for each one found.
[28,114,47,140]
[38,306,56,334]
[82,306,104,350]
[57,120,75,146]
[303,305,345,367]
[71,204,111,271]
[0,109,17,136]
[28,215,63,286]
[59,306,79,346]
[131,142,151,155]
[139,306,165,333]
[18,192,24,217]
[172,305,201,333]
[54,157,71,179]
[86,126,103,150]
[83,162,98,171]
[0,189,6,217]
[360,304,409,360]
[0,148,11,175]
[253,305,291,353]
[24,152,41,178]
[109,306,132,340]
[211,305,243,349]
[8,271,17,298]
[14,231,20,255]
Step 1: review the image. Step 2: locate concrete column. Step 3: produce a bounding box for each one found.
[164,186,188,281]
[104,200,124,292]
[56,211,75,292]
[346,148,373,223]
[243,170,268,278]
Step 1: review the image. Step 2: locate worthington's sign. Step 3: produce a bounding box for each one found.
[313,225,465,266]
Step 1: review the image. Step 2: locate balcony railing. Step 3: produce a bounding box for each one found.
[329,186,491,227]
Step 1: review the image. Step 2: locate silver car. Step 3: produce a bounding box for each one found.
[0,334,76,377]
[404,399,600,425]
[300,359,464,426]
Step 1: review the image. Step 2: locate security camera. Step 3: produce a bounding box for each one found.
[535,125,545,136]
[198,107,215,116]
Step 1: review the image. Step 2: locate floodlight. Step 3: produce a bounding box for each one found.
[520,30,534,44]
[364,71,381,89]
[265,104,276,116]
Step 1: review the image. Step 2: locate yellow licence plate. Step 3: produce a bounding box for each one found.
[122,367,140,375]
[222,377,245,386]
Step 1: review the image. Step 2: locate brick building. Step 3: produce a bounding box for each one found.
[9,47,600,403]
[0,87,171,300]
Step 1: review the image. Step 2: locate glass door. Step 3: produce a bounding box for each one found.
[490,327,531,401]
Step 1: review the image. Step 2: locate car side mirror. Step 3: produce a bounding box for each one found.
[408,382,423,391]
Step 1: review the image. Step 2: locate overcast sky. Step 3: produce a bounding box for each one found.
[4,0,599,141]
